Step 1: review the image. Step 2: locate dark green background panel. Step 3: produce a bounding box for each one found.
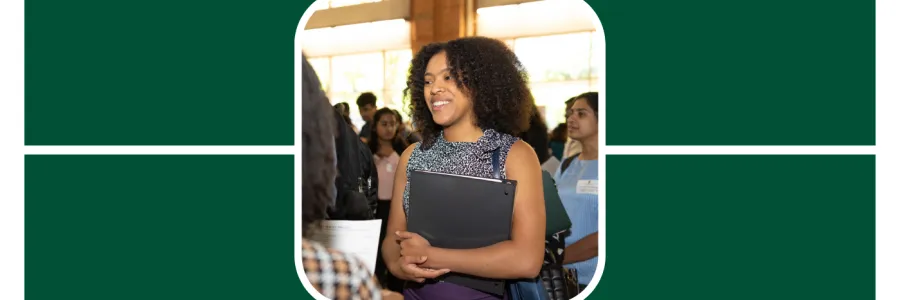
[596,155,874,299]
[592,0,875,145]
[27,0,876,146]
[25,155,312,299]
[25,0,315,145]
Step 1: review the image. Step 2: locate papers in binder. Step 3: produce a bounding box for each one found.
[308,219,383,275]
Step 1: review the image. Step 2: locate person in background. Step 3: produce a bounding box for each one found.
[383,36,546,299]
[548,123,567,161]
[300,54,400,300]
[554,92,600,291]
[334,102,359,133]
[358,92,379,143]
[392,109,423,145]
[368,108,409,287]
[370,108,410,156]
[519,104,559,173]
[561,97,583,159]
[331,107,379,221]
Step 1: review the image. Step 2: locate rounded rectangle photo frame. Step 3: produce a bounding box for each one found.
[295,0,605,299]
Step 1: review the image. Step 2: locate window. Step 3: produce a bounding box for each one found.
[476,0,595,39]
[384,50,414,112]
[477,0,601,128]
[330,53,385,95]
[590,30,602,91]
[514,32,592,82]
[530,81,592,127]
[307,50,413,129]
[303,17,412,129]
[306,57,330,92]
[302,19,410,57]
[499,32,598,127]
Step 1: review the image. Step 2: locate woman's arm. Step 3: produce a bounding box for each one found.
[381,290,403,300]
[403,141,546,279]
[382,144,450,282]
[562,232,598,264]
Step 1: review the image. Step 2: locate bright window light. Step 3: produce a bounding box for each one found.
[302,19,410,57]
[477,0,596,38]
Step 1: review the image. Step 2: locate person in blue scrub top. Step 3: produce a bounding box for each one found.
[553,91,599,291]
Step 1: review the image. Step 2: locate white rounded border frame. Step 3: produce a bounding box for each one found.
[293,1,606,299]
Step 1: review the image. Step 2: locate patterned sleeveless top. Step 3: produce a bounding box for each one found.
[402,129,519,217]
[401,128,518,299]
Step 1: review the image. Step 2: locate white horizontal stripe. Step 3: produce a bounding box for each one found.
[603,146,876,155]
[21,146,295,155]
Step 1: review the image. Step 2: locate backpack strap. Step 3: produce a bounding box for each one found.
[560,153,580,176]
[491,148,501,179]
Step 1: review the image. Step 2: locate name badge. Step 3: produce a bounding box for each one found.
[386,164,394,173]
[576,180,598,195]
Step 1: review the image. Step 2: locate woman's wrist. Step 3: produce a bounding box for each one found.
[388,258,412,281]
[419,246,440,269]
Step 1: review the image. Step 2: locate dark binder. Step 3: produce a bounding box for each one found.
[407,150,518,296]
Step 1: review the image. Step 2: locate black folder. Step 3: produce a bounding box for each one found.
[407,169,517,296]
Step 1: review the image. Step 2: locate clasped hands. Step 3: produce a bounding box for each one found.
[393,231,451,283]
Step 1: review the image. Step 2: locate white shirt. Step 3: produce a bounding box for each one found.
[541,156,561,174]
[563,139,582,158]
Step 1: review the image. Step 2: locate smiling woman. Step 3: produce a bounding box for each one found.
[405,37,532,150]
[381,36,546,299]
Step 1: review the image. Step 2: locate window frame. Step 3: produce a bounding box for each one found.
[307,48,414,129]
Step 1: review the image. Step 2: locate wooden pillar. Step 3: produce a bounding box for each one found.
[410,0,469,52]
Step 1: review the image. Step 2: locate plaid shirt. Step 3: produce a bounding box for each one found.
[301,239,381,300]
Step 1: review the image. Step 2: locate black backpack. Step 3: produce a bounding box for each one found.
[328,109,378,220]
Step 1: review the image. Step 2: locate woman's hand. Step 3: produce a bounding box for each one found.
[395,231,432,259]
[393,231,450,282]
[391,255,450,283]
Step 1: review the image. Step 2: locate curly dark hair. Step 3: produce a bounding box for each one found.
[301,54,336,237]
[368,107,409,156]
[405,36,533,149]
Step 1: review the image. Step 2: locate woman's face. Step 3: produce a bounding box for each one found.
[423,51,473,127]
[375,113,398,141]
[567,98,598,141]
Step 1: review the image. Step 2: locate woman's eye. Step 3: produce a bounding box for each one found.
[444,75,452,81]
[424,80,433,85]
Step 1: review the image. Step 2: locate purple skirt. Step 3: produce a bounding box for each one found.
[402,281,507,300]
